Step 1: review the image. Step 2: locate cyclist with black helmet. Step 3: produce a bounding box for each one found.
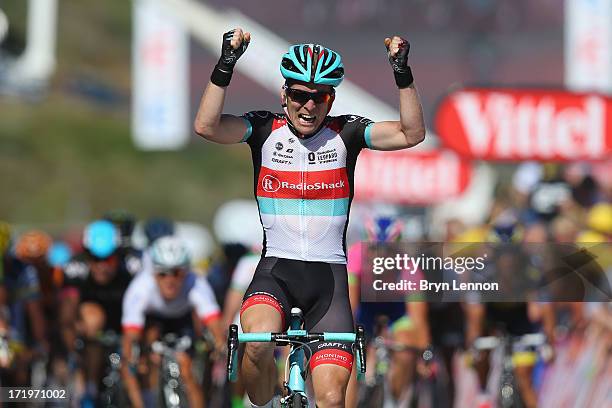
[104,209,143,276]
[195,28,425,407]
[58,220,134,403]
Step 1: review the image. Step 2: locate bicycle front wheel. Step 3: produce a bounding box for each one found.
[291,394,307,408]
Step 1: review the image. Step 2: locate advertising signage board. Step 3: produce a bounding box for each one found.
[435,88,612,162]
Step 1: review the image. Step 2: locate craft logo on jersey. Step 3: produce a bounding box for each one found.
[261,175,281,193]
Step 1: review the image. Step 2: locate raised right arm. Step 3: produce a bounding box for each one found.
[194,28,251,144]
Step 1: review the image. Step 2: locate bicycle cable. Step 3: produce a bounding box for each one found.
[282,339,316,384]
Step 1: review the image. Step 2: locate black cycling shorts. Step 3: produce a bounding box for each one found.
[241,257,355,371]
[144,311,194,338]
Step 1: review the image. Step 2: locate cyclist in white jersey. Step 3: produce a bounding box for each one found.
[121,236,223,408]
[194,28,425,408]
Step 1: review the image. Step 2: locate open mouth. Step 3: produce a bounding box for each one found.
[298,113,316,125]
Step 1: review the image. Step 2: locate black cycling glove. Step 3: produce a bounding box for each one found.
[387,39,414,88]
[211,29,250,87]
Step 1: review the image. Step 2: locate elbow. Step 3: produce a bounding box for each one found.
[403,127,426,147]
[193,121,215,140]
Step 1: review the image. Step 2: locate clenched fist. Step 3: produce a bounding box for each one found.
[384,36,410,74]
[218,28,251,71]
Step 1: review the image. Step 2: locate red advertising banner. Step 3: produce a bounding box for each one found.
[354,150,473,205]
[435,88,612,161]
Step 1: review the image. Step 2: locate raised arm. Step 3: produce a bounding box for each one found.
[194,28,252,144]
[368,36,426,151]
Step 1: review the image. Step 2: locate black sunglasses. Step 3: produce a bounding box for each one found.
[284,87,333,104]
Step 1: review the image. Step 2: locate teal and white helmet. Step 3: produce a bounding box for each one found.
[150,236,190,270]
[280,44,344,87]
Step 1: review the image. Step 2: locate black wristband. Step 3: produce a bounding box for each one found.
[210,65,233,87]
[394,66,414,89]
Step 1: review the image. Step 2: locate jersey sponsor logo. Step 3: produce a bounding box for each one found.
[317,342,350,350]
[257,166,350,199]
[308,152,316,164]
[272,150,294,164]
[275,142,284,150]
[316,149,338,164]
[64,261,89,279]
[345,115,374,127]
[125,255,142,275]
[273,151,294,159]
[246,111,271,119]
[310,349,353,370]
[262,175,281,193]
[280,180,345,190]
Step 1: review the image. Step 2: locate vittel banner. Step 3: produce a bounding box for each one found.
[435,88,612,162]
[354,150,472,205]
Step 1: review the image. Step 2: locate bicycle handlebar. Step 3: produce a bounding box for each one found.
[238,332,356,343]
[472,332,547,351]
[226,324,367,382]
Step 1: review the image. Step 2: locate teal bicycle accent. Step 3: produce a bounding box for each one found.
[227,307,366,407]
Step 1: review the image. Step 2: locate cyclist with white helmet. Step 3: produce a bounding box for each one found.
[121,235,223,408]
[195,28,425,407]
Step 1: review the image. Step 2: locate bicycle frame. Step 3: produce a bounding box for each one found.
[472,332,549,408]
[227,308,366,407]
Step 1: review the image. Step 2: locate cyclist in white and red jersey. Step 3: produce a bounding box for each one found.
[194,28,425,408]
[121,236,223,408]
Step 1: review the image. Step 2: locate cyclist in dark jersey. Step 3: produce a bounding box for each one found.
[59,220,135,402]
[465,216,555,408]
[194,28,425,408]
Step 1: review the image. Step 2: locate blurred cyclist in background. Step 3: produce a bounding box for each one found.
[346,214,429,407]
[121,235,223,408]
[143,217,175,247]
[104,209,143,276]
[59,220,135,402]
[0,221,11,318]
[14,230,56,323]
[104,209,136,249]
[465,211,555,408]
[0,227,49,386]
[194,26,425,408]
[221,244,262,408]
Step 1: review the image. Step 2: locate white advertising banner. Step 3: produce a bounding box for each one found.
[565,0,612,92]
[132,0,189,150]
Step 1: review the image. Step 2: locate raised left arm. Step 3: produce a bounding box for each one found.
[368,36,426,151]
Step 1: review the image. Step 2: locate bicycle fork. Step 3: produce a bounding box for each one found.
[282,308,308,406]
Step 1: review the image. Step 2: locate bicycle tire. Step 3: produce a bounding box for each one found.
[291,394,307,408]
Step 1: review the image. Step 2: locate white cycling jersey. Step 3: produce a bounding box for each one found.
[241,111,374,263]
[121,270,220,330]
